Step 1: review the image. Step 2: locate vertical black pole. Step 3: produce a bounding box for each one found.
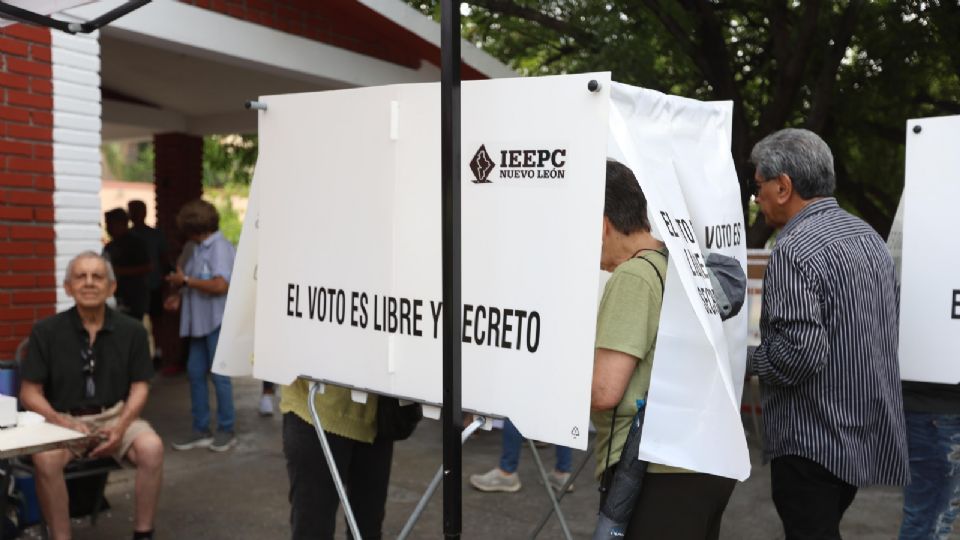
[440,1,463,539]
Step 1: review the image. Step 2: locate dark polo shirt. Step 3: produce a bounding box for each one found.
[22,307,153,413]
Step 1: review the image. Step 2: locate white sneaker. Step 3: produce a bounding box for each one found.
[469,468,521,493]
[259,394,275,416]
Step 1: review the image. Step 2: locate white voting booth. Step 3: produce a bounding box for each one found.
[214,73,750,483]
[896,114,960,384]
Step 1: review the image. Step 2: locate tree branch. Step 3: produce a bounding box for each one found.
[805,0,863,133]
[465,0,598,48]
[636,0,707,73]
[757,1,823,134]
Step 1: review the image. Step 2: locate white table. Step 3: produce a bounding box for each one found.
[0,421,87,539]
[0,422,87,459]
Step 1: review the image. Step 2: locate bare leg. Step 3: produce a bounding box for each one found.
[32,448,74,540]
[125,431,164,532]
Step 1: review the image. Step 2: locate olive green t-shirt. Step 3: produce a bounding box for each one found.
[591,250,686,479]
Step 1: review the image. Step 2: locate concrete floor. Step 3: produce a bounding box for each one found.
[22,374,952,540]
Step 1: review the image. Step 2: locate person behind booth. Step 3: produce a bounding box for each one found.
[590,160,736,539]
[280,379,394,540]
[899,382,960,539]
[21,251,164,540]
[750,128,908,539]
[469,418,574,494]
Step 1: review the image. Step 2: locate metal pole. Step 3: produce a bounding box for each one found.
[527,440,573,540]
[398,416,485,540]
[307,381,363,539]
[440,1,463,539]
[528,446,595,539]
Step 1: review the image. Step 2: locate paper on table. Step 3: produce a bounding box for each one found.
[17,411,46,427]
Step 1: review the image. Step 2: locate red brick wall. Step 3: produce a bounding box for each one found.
[154,132,204,367]
[181,0,486,79]
[0,24,55,361]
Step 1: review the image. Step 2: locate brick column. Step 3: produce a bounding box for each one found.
[0,24,55,360]
[153,132,203,367]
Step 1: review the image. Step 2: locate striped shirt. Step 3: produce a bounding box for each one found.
[753,198,909,487]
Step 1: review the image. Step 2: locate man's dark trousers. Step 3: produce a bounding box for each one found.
[283,413,393,540]
[772,455,858,540]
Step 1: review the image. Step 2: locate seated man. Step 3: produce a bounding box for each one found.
[20,251,163,540]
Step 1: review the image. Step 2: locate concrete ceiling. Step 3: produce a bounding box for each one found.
[100,33,334,140]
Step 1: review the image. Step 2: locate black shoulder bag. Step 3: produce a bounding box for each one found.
[594,249,665,539]
[376,395,423,441]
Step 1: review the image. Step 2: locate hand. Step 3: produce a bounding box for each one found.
[165,266,186,287]
[163,294,181,312]
[57,415,91,435]
[89,423,125,459]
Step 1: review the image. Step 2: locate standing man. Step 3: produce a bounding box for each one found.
[21,251,163,540]
[103,208,151,322]
[128,200,169,365]
[751,128,908,539]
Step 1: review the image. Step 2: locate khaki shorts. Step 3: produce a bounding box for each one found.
[67,401,155,464]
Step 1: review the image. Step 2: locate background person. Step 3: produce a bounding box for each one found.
[898,384,960,539]
[103,207,151,322]
[750,128,909,539]
[128,199,170,366]
[166,199,237,453]
[469,418,573,493]
[21,251,163,540]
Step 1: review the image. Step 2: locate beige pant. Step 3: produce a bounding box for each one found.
[66,401,155,464]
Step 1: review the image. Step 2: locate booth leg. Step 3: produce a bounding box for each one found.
[527,439,573,540]
[528,445,594,539]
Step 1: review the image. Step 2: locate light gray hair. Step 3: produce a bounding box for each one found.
[64,250,116,284]
[750,128,836,199]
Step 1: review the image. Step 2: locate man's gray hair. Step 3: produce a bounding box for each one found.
[64,250,116,284]
[750,128,836,199]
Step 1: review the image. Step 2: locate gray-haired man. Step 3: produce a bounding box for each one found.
[750,129,908,539]
[21,251,163,540]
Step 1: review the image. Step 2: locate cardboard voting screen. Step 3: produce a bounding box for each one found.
[898,115,960,384]
[215,74,750,477]
[608,84,750,480]
[249,74,610,450]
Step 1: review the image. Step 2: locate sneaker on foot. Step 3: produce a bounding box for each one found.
[259,394,275,416]
[209,431,237,452]
[547,471,574,493]
[172,431,213,451]
[469,468,521,493]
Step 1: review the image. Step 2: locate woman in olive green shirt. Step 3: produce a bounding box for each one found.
[591,160,735,540]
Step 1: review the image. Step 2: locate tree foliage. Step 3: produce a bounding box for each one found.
[103,141,154,182]
[202,134,258,188]
[410,0,960,245]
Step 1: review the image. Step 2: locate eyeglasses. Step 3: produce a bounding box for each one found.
[750,175,780,196]
[80,339,96,399]
[70,271,108,284]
